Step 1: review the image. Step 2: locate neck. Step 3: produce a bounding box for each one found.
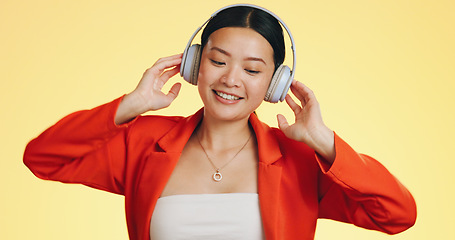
[197,111,253,151]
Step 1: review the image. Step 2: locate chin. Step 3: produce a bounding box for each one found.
[198,88,263,122]
[203,105,253,122]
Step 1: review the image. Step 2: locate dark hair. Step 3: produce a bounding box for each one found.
[201,6,285,71]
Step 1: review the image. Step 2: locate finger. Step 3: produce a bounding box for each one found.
[154,53,183,65]
[289,81,306,104]
[157,66,180,89]
[290,81,315,105]
[166,82,182,101]
[284,94,301,114]
[149,55,183,76]
[297,82,316,100]
[160,65,180,79]
[153,53,183,67]
[141,54,182,80]
[154,57,182,72]
[277,114,290,132]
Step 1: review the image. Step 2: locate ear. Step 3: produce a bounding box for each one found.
[181,44,201,85]
[264,65,291,103]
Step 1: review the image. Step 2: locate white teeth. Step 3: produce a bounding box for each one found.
[215,91,240,100]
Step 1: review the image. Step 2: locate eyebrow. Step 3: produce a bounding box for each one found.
[210,47,267,65]
[245,57,267,65]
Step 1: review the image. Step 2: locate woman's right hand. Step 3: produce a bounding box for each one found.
[115,53,183,125]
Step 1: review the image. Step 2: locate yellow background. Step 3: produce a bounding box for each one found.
[1,0,454,239]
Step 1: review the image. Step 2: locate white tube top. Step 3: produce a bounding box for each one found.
[150,193,265,240]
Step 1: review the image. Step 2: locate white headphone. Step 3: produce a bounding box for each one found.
[180,4,296,103]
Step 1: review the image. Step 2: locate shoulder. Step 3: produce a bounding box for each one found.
[252,117,315,160]
[257,122,321,185]
[126,114,187,140]
[262,123,314,155]
[137,114,184,126]
[273,127,315,159]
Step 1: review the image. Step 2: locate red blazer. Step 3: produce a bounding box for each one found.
[24,97,416,240]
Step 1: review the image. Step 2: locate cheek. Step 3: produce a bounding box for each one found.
[197,58,215,85]
[196,59,214,100]
[246,76,272,102]
[197,59,206,82]
[257,71,276,101]
[258,70,275,93]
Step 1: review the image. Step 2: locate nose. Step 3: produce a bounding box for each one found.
[221,65,242,88]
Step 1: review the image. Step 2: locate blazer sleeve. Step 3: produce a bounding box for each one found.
[316,133,417,234]
[23,96,134,195]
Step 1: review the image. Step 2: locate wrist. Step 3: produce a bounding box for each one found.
[308,125,336,163]
[114,92,146,125]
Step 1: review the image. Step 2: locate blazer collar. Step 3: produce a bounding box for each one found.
[248,112,283,165]
[157,108,283,165]
[156,109,203,153]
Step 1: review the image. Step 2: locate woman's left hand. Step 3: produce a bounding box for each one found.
[277,80,336,163]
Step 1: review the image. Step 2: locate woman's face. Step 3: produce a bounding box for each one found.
[197,27,275,122]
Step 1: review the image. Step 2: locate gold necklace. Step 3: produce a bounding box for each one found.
[197,132,252,182]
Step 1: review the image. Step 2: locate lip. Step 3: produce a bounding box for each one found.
[212,90,243,104]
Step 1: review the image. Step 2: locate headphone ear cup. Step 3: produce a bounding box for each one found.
[181,44,201,85]
[264,65,292,103]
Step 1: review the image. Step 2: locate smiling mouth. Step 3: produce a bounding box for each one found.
[213,90,242,101]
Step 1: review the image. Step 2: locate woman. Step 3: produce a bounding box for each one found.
[24,5,416,240]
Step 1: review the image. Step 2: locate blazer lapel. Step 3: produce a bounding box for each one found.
[145,110,284,239]
[258,162,282,239]
[137,110,204,240]
[146,108,204,197]
[157,109,203,153]
[249,113,283,239]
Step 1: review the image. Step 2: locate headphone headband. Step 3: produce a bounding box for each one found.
[180,4,297,102]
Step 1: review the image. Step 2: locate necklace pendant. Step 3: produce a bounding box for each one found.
[212,169,222,182]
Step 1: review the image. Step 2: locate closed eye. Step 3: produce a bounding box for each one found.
[245,69,260,74]
[210,59,225,66]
